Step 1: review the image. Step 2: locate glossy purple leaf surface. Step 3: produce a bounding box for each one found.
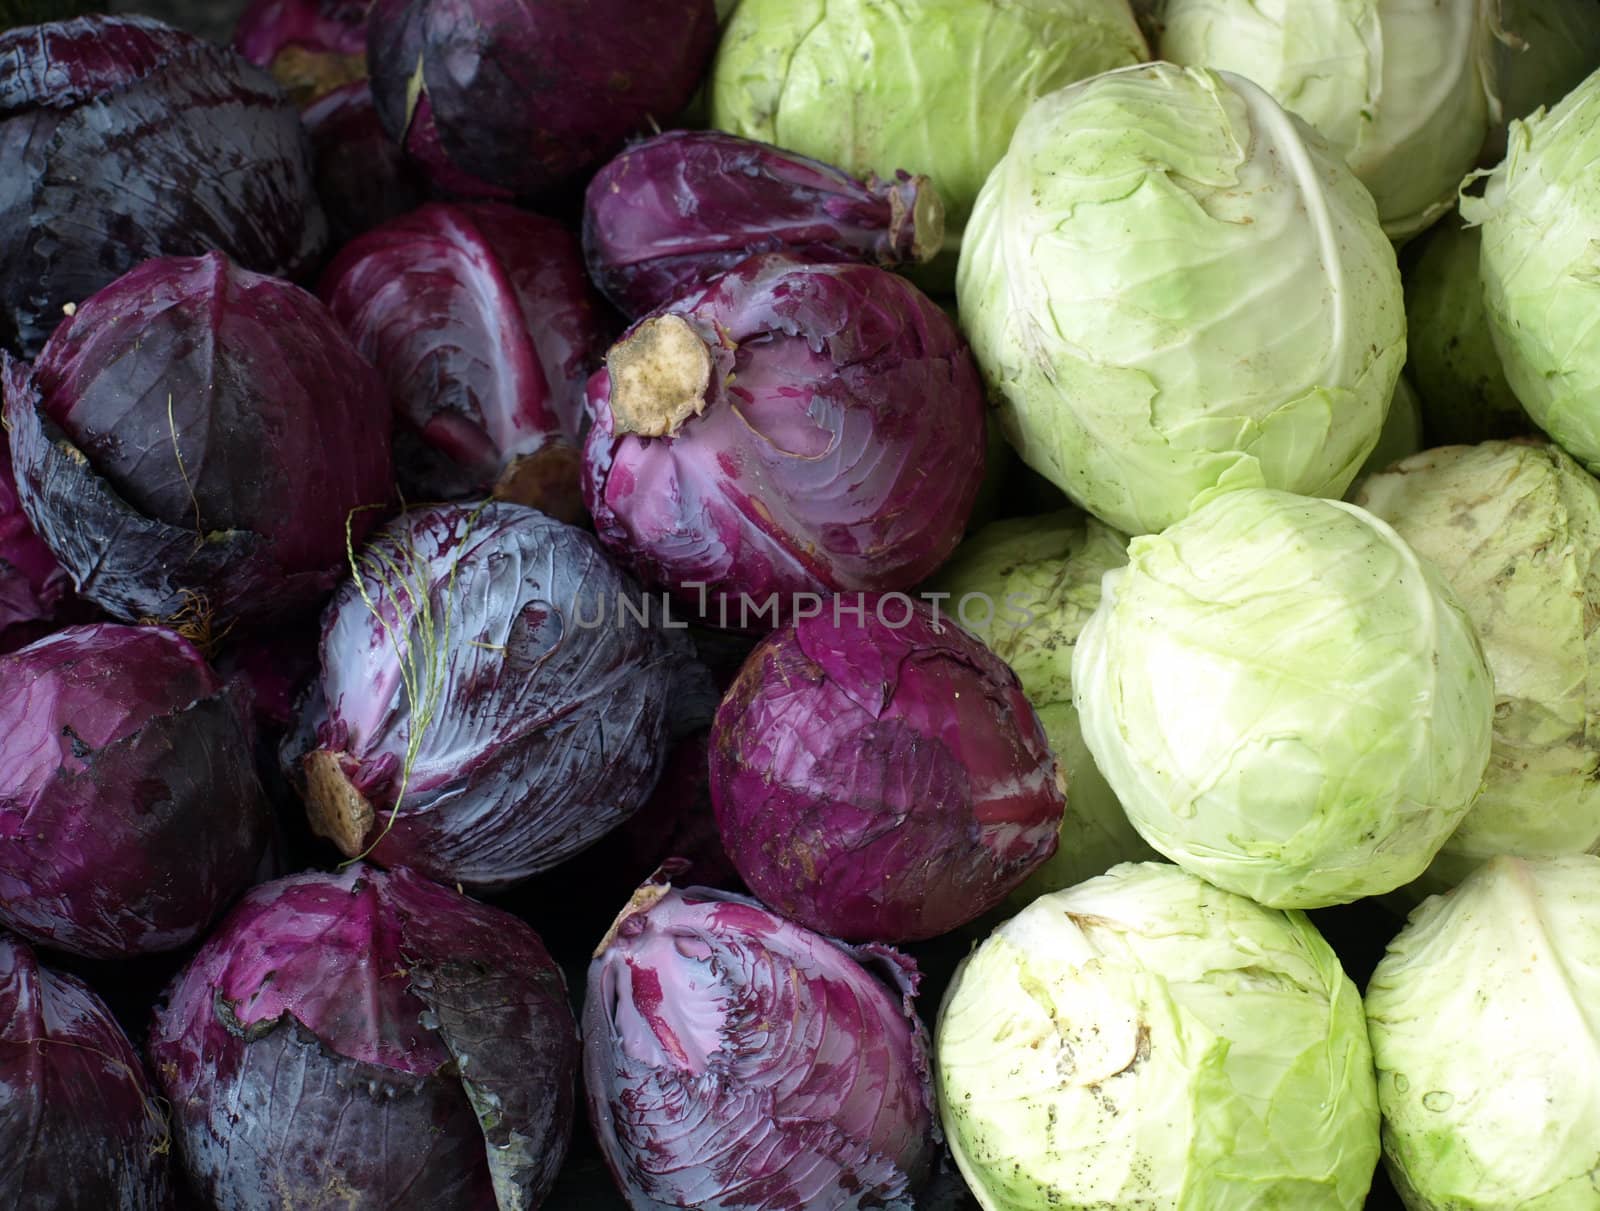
[2,252,395,632]
[0,15,327,356]
[321,202,612,515]
[584,880,938,1211]
[582,255,986,625]
[301,79,426,245]
[584,130,944,318]
[710,597,1065,942]
[0,425,66,644]
[366,0,717,198]
[286,500,710,892]
[0,932,171,1210]
[150,864,578,1210]
[0,623,271,958]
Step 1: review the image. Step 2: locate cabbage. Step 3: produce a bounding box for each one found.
[0,425,66,649]
[958,63,1404,535]
[1462,69,1600,474]
[300,80,426,246]
[1157,0,1502,240]
[0,624,271,958]
[322,201,612,520]
[583,129,944,318]
[1366,855,1600,1209]
[0,931,171,1210]
[150,864,578,1210]
[1354,440,1600,890]
[709,0,1148,281]
[937,862,1380,1210]
[1073,487,1495,908]
[232,0,370,105]
[1402,220,1529,445]
[583,255,986,622]
[2,252,395,634]
[930,510,1157,906]
[287,500,710,893]
[0,15,326,356]
[584,879,938,1209]
[710,594,1065,942]
[367,0,718,198]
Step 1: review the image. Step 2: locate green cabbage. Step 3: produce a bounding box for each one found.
[958,63,1404,535]
[1072,487,1494,907]
[937,861,1380,1210]
[1462,70,1600,473]
[1157,0,1501,240]
[1366,855,1600,1209]
[1354,440,1600,891]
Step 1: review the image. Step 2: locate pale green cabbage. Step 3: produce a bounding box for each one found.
[1072,487,1494,907]
[1354,440,1600,891]
[958,63,1404,535]
[932,511,1155,906]
[937,861,1379,1210]
[1157,0,1501,240]
[1366,855,1600,1209]
[1462,69,1600,472]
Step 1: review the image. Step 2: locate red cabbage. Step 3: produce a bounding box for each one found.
[234,0,371,104]
[711,596,1065,942]
[584,130,945,318]
[0,425,66,648]
[1,252,395,634]
[302,80,426,246]
[150,864,577,1210]
[0,15,327,356]
[582,255,986,626]
[584,879,938,1210]
[321,202,613,519]
[286,500,712,892]
[0,931,171,1210]
[366,0,719,199]
[0,623,271,958]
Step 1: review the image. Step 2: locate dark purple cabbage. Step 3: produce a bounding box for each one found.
[0,623,271,958]
[711,596,1065,943]
[0,425,66,649]
[1,252,395,633]
[150,864,578,1211]
[0,15,327,356]
[366,0,718,199]
[234,0,371,105]
[584,130,946,318]
[584,879,938,1210]
[302,80,426,245]
[285,500,711,892]
[0,931,171,1210]
[321,202,614,520]
[582,254,987,625]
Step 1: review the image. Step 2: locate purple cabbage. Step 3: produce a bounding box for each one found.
[584,130,946,318]
[234,0,371,105]
[366,0,719,199]
[0,15,327,357]
[1,252,395,634]
[150,864,578,1210]
[0,425,67,649]
[0,623,271,958]
[0,931,171,1210]
[584,879,938,1210]
[302,80,427,245]
[321,202,613,520]
[711,596,1065,943]
[582,255,987,625]
[285,500,712,892]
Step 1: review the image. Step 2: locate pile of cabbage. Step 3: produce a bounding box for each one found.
[3,0,1600,1207]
